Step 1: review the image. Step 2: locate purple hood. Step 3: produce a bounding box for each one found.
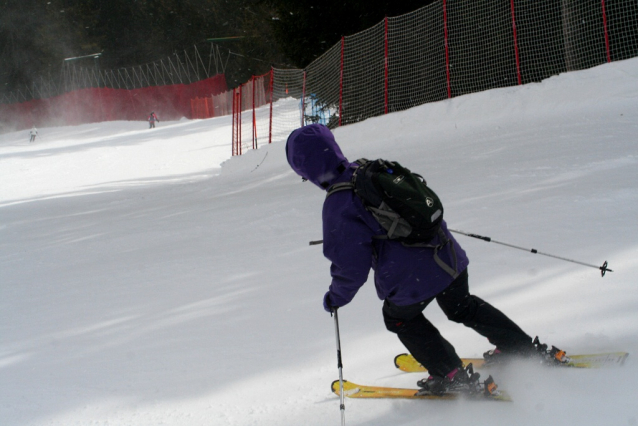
[286,124,350,189]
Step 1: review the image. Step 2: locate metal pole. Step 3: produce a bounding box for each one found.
[332,308,346,426]
[269,68,274,144]
[308,231,612,276]
[301,71,307,127]
[510,0,522,85]
[252,75,257,150]
[601,0,612,63]
[443,0,451,99]
[239,85,243,155]
[448,229,613,276]
[339,37,344,127]
[384,16,389,114]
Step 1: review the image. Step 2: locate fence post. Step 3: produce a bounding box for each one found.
[301,71,307,127]
[232,89,236,156]
[443,0,451,98]
[252,75,257,150]
[601,0,611,63]
[269,68,274,144]
[339,36,345,127]
[510,0,522,85]
[384,16,389,114]
[239,84,243,155]
[236,89,240,155]
[233,88,241,156]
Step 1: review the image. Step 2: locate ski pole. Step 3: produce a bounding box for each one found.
[309,231,612,277]
[448,229,613,277]
[332,307,346,426]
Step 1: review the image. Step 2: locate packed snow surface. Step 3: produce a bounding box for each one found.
[2,58,638,426]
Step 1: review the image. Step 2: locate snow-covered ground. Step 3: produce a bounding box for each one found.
[1,58,637,426]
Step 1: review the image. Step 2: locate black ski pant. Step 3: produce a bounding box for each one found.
[382,268,532,378]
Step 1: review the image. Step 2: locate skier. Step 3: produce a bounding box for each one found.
[29,126,38,142]
[286,124,566,395]
[147,111,159,129]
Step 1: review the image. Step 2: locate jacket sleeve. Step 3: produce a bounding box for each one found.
[322,191,375,308]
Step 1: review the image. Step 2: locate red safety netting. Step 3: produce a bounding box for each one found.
[7,1,634,145]
[0,74,227,131]
[190,89,236,120]
[225,0,637,156]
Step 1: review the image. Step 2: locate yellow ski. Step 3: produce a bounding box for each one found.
[394,352,629,373]
[331,379,511,401]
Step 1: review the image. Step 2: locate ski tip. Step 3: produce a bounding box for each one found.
[394,353,409,369]
[331,379,350,395]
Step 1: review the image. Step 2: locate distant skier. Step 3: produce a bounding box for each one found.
[29,126,38,142]
[286,124,568,396]
[147,112,159,129]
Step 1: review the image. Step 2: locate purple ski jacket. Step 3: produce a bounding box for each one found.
[286,124,469,308]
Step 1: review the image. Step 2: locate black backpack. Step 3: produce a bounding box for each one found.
[327,158,459,278]
[327,158,444,244]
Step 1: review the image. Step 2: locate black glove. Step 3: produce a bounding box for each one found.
[323,291,335,313]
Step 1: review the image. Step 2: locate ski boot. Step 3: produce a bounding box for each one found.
[483,348,511,366]
[531,336,570,366]
[483,336,570,367]
[416,363,491,396]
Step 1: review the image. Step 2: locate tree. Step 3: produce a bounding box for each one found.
[0,0,288,95]
[0,0,92,91]
[261,0,437,67]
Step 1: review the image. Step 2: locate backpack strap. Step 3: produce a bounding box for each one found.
[402,228,460,279]
[326,182,354,197]
[368,204,404,239]
[325,161,366,198]
[432,233,460,279]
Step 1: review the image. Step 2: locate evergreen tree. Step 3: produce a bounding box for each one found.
[0,0,286,94]
[261,0,437,67]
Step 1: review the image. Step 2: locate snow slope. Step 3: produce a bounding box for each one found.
[1,57,637,426]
